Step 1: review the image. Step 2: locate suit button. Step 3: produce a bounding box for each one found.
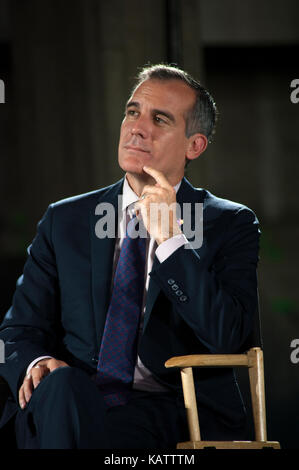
[179,295,188,302]
[167,279,175,285]
[171,284,179,291]
[175,290,183,296]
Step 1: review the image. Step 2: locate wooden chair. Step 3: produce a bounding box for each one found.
[165,347,280,449]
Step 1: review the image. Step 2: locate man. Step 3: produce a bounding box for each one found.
[0,64,260,448]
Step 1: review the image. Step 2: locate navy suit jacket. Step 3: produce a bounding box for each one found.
[0,177,260,428]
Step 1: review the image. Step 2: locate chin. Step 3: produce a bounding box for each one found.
[119,156,145,175]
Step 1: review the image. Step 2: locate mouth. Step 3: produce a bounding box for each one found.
[124,145,150,154]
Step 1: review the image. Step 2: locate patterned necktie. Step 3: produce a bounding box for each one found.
[95,214,147,407]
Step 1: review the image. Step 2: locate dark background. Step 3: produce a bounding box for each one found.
[0,0,298,449]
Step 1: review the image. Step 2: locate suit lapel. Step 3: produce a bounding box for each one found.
[176,176,206,218]
[176,177,206,249]
[89,178,124,349]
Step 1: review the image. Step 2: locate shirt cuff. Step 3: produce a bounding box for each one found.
[155,233,189,263]
[26,356,53,376]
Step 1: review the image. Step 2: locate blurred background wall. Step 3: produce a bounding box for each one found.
[0,0,298,449]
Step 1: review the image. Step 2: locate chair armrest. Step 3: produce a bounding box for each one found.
[165,353,249,369]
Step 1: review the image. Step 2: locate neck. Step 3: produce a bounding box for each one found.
[125,172,152,196]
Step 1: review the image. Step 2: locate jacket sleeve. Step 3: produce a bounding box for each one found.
[0,205,60,401]
[149,206,260,354]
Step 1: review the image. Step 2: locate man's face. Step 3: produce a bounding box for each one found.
[118,79,196,185]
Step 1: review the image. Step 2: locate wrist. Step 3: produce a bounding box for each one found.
[156,227,183,245]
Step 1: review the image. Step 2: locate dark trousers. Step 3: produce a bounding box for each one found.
[15,367,247,449]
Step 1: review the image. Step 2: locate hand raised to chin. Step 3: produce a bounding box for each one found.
[134,166,182,245]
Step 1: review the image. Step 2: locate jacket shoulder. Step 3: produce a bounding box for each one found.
[202,189,257,219]
[50,179,123,211]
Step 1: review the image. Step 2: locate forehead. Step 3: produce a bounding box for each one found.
[129,79,196,116]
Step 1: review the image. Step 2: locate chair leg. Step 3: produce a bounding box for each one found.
[247,348,267,442]
[180,367,201,442]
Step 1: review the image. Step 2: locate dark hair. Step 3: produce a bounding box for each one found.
[133,63,218,143]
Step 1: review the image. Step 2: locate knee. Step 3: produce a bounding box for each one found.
[31,366,89,405]
[43,366,88,390]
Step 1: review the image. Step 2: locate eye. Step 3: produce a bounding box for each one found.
[154,115,167,124]
[126,108,138,117]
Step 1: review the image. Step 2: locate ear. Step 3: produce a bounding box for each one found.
[185,133,208,162]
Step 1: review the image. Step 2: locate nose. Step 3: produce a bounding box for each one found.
[131,115,150,139]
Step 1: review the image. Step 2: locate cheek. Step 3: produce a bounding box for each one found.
[120,118,132,135]
[118,125,130,153]
[161,133,187,156]
[119,123,126,140]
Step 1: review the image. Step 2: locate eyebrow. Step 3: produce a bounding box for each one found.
[126,101,176,123]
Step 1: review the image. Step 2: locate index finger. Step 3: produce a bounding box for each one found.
[142,166,170,188]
